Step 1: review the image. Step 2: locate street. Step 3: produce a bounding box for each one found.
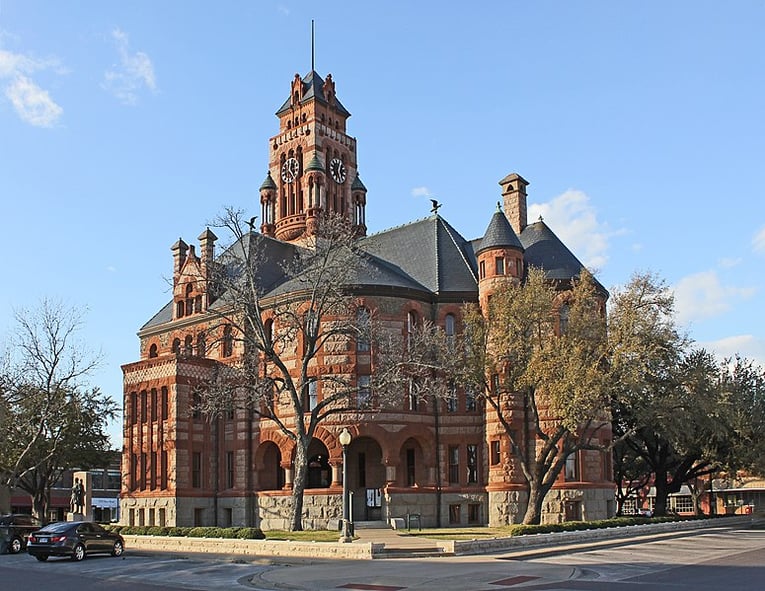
[1,522,764,590]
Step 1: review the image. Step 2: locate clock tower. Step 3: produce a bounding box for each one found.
[259,70,367,242]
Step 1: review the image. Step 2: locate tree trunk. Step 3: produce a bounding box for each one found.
[290,440,308,531]
[522,481,546,525]
[32,489,48,521]
[653,474,669,516]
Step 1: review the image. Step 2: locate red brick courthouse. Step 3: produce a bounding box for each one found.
[120,67,614,529]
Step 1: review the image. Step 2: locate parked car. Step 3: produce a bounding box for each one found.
[0,514,45,554]
[27,521,124,562]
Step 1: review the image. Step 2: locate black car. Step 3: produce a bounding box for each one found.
[27,521,125,561]
[0,514,45,554]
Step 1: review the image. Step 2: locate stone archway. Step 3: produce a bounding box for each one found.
[345,436,385,522]
[306,439,331,489]
[255,441,284,491]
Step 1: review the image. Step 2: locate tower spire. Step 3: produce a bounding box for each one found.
[311,19,315,71]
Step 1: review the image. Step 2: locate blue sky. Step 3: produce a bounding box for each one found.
[1,1,763,447]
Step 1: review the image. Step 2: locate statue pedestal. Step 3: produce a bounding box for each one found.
[67,512,85,522]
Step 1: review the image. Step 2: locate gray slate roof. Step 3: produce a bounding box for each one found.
[477,210,524,254]
[141,212,599,332]
[359,215,478,296]
[276,70,351,117]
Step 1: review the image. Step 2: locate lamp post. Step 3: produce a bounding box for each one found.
[339,427,353,543]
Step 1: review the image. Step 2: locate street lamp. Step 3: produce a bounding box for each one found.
[339,427,353,543]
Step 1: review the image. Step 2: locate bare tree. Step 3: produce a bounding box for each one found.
[195,210,392,531]
[0,299,116,518]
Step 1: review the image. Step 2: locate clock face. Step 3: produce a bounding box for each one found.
[281,157,300,183]
[329,158,347,184]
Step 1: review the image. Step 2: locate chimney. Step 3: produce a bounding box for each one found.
[171,238,188,284]
[198,227,218,278]
[499,173,529,235]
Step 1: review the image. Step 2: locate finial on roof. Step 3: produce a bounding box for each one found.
[538,215,544,222]
[247,216,258,232]
[430,199,441,214]
[311,19,315,71]
[496,201,502,212]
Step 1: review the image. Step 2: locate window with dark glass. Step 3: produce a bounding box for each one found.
[140,390,147,422]
[406,448,416,486]
[446,383,458,413]
[226,451,235,489]
[448,445,460,484]
[565,452,578,481]
[150,388,157,422]
[490,440,500,465]
[467,444,478,484]
[495,257,505,275]
[161,386,169,420]
[192,452,202,488]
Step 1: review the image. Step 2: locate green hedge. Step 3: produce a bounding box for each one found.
[105,524,264,540]
[507,515,707,537]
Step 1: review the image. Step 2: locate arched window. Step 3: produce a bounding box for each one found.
[445,313,455,348]
[184,335,193,357]
[185,284,194,316]
[356,308,370,352]
[171,338,181,355]
[195,295,202,313]
[222,325,234,357]
[176,301,184,318]
[148,343,158,358]
[197,333,206,357]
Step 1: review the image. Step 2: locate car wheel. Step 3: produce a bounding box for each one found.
[111,540,124,557]
[9,537,22,554]
[35,555,48,561]
[72,543,86,561]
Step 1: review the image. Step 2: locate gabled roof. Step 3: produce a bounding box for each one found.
[276,70,351,117]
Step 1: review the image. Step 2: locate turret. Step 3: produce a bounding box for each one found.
[476,203,524,313]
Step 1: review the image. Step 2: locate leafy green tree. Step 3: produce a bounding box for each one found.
[607,272,762,516]
[461,267,611,524]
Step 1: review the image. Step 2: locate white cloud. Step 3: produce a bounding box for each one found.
[700,334,765,369]
[5,74,62,127]
[102,29,156,105]
[718,257,742,269]
[753,225,765,254]
[411,186,434,199]
[528,189,617,271]
[0,49,63,127]
[673,270,756,324]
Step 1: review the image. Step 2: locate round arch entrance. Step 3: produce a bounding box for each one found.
[345,436,385,522]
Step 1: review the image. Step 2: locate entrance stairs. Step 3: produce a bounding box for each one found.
[352,522,451,559]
